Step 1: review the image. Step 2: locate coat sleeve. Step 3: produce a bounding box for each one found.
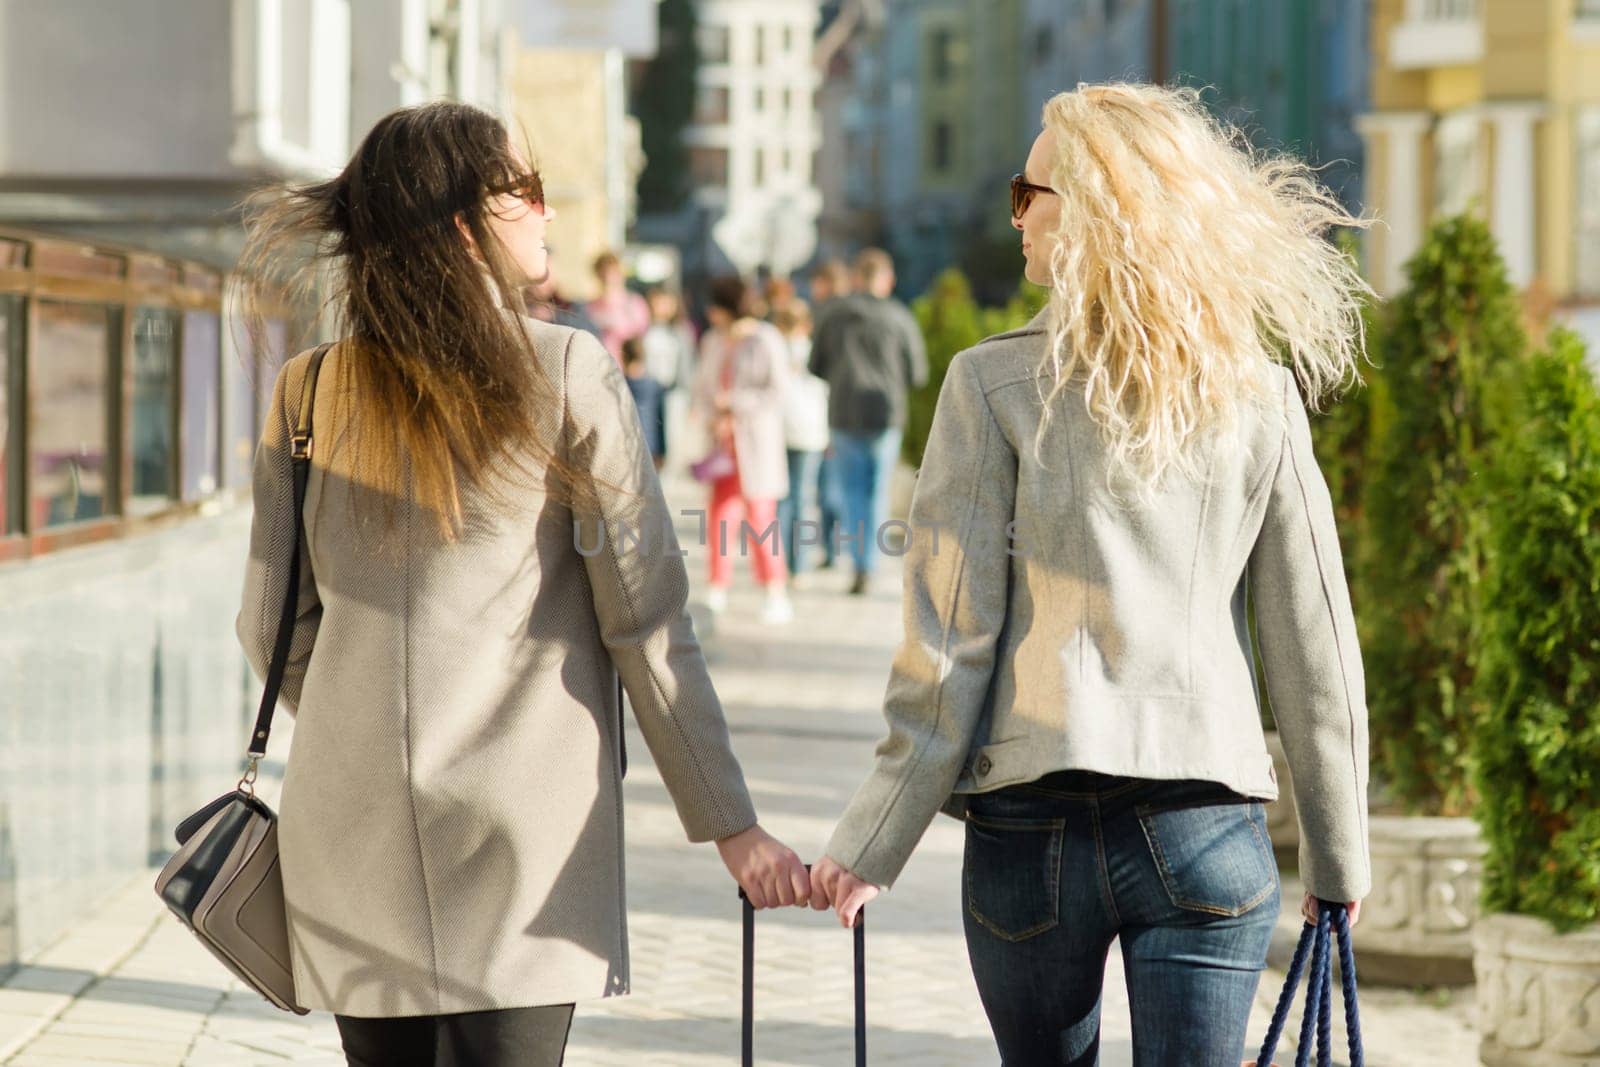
[236,355,323,715]
[824,351,1014,887]
[1248,373,1372,903]
[563,328,759,843]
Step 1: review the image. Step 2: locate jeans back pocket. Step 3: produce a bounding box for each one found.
[963,812,1065,942]
[1135,801,1277,918]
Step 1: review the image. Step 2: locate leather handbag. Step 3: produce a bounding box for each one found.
[153,343,332,1016]
[1245,900,1364,1067]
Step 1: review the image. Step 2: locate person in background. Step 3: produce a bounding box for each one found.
[807,258,852,313]
[764,276,797,323]
[805,259,853,569]
[526,251,601,338]
[808,248,927,595]
[640,286,698,467]
[621,336,667,472]
[771,301,830,584]
[692,275,793,625]
[585,250,651,366]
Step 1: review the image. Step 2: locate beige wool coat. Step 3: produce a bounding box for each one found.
[691,321,790,500]
[237,321,758,1018]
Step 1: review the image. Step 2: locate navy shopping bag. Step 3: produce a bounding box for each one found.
[1246,900,1364,1067]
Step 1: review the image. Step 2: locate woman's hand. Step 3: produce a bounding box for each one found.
[809,856,881,928]
[1301,892,1362,928]
[716,824,810,909]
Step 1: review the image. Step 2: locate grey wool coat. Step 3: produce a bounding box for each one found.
[690,321,790,500]
[825,314,1372,905]
[237,321,759,1018]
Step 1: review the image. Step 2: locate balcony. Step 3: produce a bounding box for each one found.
[1388,0,1483,70]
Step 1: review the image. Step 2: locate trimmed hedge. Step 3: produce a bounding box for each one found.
[1359,214,1525,815]
[904,271,1043,468]
[1472,328,1600,932]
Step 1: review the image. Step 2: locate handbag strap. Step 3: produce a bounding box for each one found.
[245,343,333,773]
[1254,900,1363,1067]
[740,871,865,1067]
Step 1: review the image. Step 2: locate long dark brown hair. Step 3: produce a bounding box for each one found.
[235,101,575,540]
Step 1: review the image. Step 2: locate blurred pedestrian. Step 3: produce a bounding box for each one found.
[526,251,601,337]
[808,258,852,311]
[621,336,666,471]
[811,83,1373,1067]
[808,248,927,595]
[771,301,829,583]
[640,286,697,466]
[233,101,808,1067]
[585,250,650,366]
[764,276,797,322]
[806,259,853,568]
[691,275,793,624]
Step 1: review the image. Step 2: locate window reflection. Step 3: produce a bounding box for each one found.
[130,308,179,513]
[181,311,221,499]
[32,301,114,528]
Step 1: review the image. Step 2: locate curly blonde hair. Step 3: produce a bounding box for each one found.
[1034,83,1372,488]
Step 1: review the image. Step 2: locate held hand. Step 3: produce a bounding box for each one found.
[809,856,881,928]
[716,824,810,910]
[1301,892,1362,928]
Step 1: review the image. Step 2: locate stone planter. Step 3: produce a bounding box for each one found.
[1475,913,1600,1065]
[1353,814,1487,986]
[1262,730,1299,856]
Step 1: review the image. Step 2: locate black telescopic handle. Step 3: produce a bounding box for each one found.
[739,866,865,1067]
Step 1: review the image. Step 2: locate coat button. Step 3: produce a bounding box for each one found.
[976,755,992,776]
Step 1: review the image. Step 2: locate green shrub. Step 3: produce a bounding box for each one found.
[904,270,987,468]
[1359,213,1527,815]
[1472,328,1600,932]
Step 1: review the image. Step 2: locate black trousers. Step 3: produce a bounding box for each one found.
[335,1004,575,1067]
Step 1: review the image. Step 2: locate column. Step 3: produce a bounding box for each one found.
[1356,110,1432,296]
[1484,101,1545,289]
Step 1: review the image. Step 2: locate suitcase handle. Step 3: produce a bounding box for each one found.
[738,866,866,1067]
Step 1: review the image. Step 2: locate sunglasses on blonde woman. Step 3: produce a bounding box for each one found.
[1010,174,1055,218]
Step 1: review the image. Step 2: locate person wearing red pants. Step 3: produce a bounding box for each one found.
[693,275,793,624]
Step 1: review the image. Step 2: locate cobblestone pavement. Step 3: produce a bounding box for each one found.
[1,475,1478,1065]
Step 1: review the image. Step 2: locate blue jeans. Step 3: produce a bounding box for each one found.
[962,771,1279,1067]
[776,449,823,574]
[828,428,901,577]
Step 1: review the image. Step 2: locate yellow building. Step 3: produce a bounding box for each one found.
[1358,0,1600,306]
[506,42,641,302]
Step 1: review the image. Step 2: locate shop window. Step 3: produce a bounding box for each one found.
[0,295,19,534]
[31,301,116,529]
[181,311,222,499]
[130,308,180,513]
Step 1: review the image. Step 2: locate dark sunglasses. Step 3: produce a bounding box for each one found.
[487,172,546,210]
[1010,174,1055,218]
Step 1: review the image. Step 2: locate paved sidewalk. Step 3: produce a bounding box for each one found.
[1,475,1478,1065]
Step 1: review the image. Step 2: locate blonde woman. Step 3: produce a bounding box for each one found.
[810,84,1372,1065]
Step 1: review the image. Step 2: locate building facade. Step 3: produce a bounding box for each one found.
[683,0,825,278]
[1162,0,1368,212]
[1358,0,1600,305]
[0,0,511,267]
[0,0,531,981]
